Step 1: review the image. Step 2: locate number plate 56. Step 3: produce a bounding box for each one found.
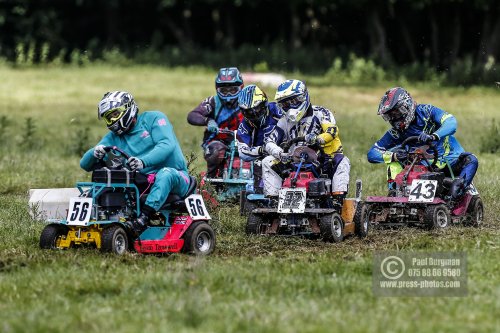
[67,197,93,225]
[185,194,211,220]
[408,180,438,203]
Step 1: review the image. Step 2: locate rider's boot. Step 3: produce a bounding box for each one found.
[450,177,466,201]
[126,205,154,236]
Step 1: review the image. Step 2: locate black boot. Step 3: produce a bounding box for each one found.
[125,205,154,236]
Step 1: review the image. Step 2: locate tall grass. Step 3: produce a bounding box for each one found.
[0,66,499,333]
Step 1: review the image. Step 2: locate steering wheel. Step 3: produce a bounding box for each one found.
[280,136,305,153]
[99,146,131,170]
[400,136,439,169]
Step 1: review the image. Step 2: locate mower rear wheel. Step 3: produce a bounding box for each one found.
[101,225,129,255]
[182,221,216,255]
[246,213,264,235]
[424,204,451,229]
[353,203,370,238]
[467,196,483,227]
[319,213,344,242]
[40,224,68,249]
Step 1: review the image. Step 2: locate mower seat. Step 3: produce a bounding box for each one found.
[160,176,198,211]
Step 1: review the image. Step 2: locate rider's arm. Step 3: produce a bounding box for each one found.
[187,96,216,126]
[264,124,286,157]
[140,113,179,168]
[79,135,115,171]
[367,130,400,164]
[317,107,337,143]
[237,122,261,161]
[427,104,457,140]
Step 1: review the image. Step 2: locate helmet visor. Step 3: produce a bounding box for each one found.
[217,85,241,97]
[103,106,127,126]
[380,108,404,123]
[242,103,266,122]
[278,95,305,111]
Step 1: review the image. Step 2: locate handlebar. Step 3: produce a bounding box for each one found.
[400,136,439,168]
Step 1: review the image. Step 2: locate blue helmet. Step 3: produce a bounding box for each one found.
[215,67,244,108]
[238,85,269,127]
[275,79,310,123]
[97,91,138,135]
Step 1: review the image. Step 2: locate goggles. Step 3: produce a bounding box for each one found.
[103,106,127,125]
[278,95,305,111]
[380,108,404,123]
[242,103,266,122]
[217,85,241,97]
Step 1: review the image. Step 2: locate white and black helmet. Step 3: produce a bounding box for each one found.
[98,91,138,135]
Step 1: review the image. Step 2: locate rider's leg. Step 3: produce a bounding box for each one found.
[252,159,263,194]
[448,153,479,199]
[262,155,283,196]
[128,168,190,234]
[330,155,350,205]
[204,141,227,177]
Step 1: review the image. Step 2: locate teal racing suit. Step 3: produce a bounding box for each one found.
[80,111,190,211]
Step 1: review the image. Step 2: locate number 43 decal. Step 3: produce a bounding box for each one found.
[408,180,438,202]
[184,194,211,220]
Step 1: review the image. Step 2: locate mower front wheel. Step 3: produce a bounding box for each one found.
[182,221,216,255]
[319,213,344,242]
[246,213,264,234]
[101,225,129,255]
[354,203,371,238]
[424,204,451,229]
[40,224,68,249]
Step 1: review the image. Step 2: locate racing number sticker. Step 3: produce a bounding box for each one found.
[67,197,93,225]
[185,194,211,220]
[408,180,438,202]
[278,188,307,213]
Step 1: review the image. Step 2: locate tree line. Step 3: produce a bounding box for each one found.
[1,0,498,84]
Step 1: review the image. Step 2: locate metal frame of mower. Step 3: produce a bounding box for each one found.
[39,146,215,255]
[353,136,483,235]
[200,129,254,203]
[243,137,361,242]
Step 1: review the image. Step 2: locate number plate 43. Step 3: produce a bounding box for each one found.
[408,180,438,203]
[185,194,211,220]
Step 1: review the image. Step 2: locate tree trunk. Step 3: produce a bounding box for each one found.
[367,7,390,66]
[429,7,440,68]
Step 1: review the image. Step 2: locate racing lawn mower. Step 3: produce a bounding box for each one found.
[353,136,483,235]
[200,129,254,204]
[242,137,362,242]
[38,146,215,255]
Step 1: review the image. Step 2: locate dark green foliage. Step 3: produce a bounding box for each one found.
[66,126,91,156]
[1,0,500,84]
[21,117,37,150]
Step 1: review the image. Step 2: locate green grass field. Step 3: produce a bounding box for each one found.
[0,66,499,333]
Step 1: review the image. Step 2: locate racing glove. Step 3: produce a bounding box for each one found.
[392,149,408,162]
[207,119,219,133]
[279,152,292,163]
[127,157,144,171]
[93,145,106,159]
[418,132,439,143]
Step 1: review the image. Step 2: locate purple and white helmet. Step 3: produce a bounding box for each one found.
[377,87,416,130]
[98,91,138,135]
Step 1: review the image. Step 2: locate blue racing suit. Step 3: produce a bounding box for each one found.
[236,102,282,191]
[80,111,190,211]
[367,104,478,187]
[237,102,282,162]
